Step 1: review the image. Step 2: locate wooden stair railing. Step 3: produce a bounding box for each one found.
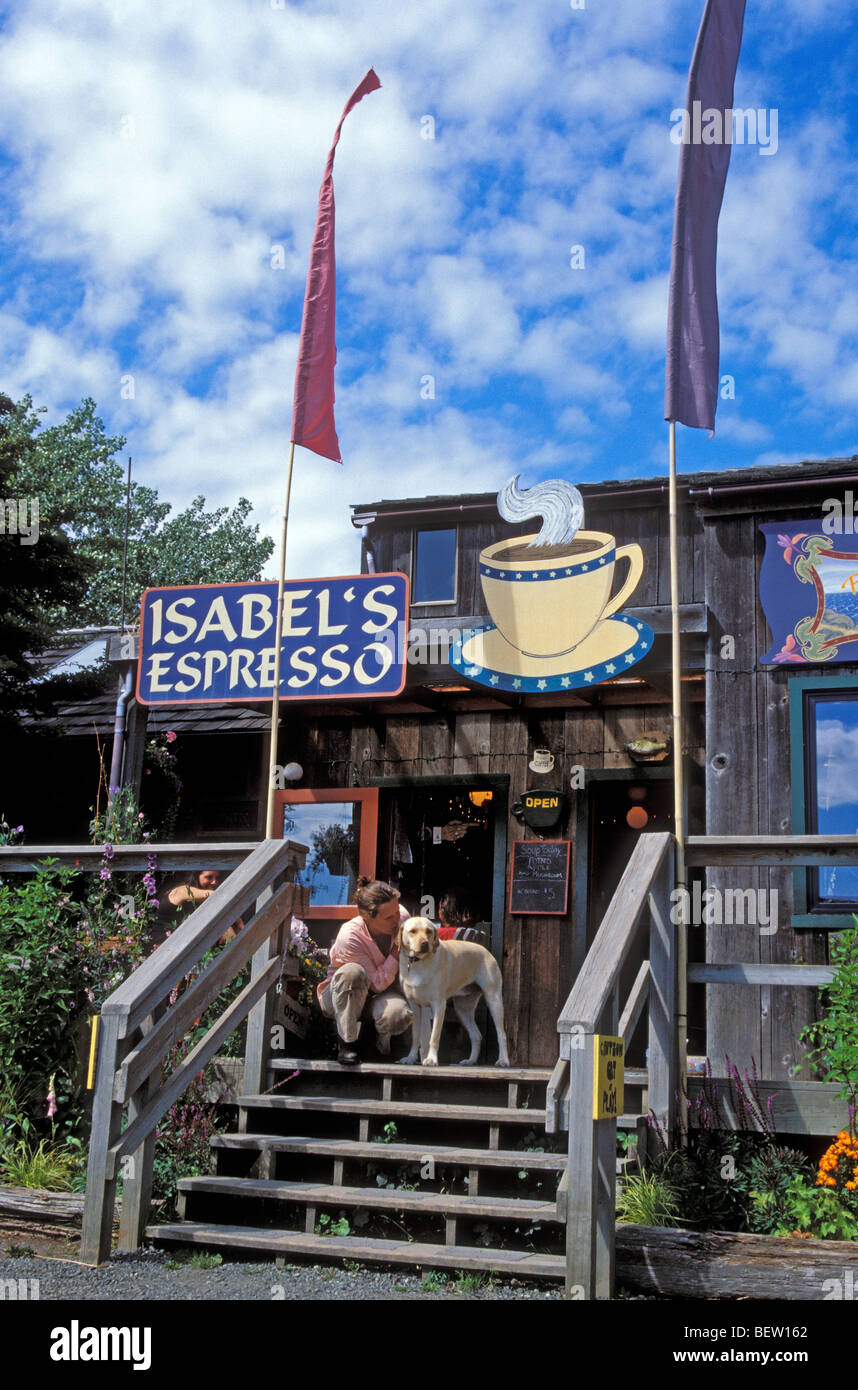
[548,830,675,1302]
[80,837,307,1265]
[549,831,858,1302]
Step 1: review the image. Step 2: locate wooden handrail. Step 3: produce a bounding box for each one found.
[0,842,265,873]
[104,839,294,1035]
[558,832,672,1037]
[557,830,675,1301]
[80,838,307,1265]
[686,834,858,867]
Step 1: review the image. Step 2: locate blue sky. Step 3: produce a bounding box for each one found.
[0,0,856,582]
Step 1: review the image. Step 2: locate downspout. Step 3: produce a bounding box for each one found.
[108,666,134,799]
[361,524,376,575]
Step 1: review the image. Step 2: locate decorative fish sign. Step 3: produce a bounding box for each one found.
[625,735,671,763]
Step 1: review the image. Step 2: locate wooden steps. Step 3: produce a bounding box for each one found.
[269,1059,554,1082]
[146,1058,569,1280]
[209,1132,566,1171]
[146,1222,566,1279]
[176,1176,561,1222]
[238,1095,546,1126]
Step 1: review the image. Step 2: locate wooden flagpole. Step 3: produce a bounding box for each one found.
[264,439,296,839]
[668,418,688,1136]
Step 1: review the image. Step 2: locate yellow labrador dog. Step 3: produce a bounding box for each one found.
[397,916,510,1067]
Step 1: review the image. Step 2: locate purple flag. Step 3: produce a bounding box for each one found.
[665,0,747,432]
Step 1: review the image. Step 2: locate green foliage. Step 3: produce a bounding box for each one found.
[742,1146,815,1235]
[616,1169,682,1227]
[316,1213,351,1237]
[0,394,97,730]
[750,1174,858,1241]
[374,1121,398,1144]
[0,1138,80,1190]
[188,1251,223,1269]
[799,916,858,1130]
[0,838,159,1143]
[6,394,274,629]
[420,1270,448,1292]
[150,1060,228,1220]
[165,1249,223,1270]
[455,1271,490,1294]
[0,860,90,1112]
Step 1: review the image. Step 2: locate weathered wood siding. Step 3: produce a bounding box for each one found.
[703,499,840,1079]
[289,699,705,1066]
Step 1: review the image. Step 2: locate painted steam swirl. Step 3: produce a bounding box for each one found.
[497,475,585,548]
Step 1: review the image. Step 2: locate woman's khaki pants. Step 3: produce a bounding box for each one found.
[319,963,412,1055]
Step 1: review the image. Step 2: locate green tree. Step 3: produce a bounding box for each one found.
[7,394,274,628]
[0,394,100,730]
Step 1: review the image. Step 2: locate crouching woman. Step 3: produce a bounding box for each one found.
[317,877,411,1065]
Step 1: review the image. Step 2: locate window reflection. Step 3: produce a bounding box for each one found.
[414,529,457,604]
[812,697,858,903]
[282,802,362,906]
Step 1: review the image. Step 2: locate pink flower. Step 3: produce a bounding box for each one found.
[46,1076,57,1119]
[166,730,177,743]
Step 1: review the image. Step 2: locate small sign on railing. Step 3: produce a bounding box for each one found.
[593,1035,624,1119]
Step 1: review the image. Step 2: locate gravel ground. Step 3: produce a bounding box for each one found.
[0,1247,564,1300]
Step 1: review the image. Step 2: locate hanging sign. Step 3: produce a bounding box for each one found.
[511,788,566,829]
[450,476,653,692]
[593,1035,624,1120]
[760,521,858,665]
[508,839,571,915]
[136,575,409,705]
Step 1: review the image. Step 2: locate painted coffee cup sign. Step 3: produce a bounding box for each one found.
[451,476,653,692]
[137,575,409,704]
[759,521,858,665]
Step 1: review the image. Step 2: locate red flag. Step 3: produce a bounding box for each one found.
[290,68,381,463]
[665,0,746,432]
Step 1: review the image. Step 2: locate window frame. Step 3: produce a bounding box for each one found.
[410,526,458,608]
[275,787,378,921]
[789,673,858,928]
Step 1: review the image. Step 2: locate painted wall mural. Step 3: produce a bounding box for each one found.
[760,521,858,665]
[450,476,654,693]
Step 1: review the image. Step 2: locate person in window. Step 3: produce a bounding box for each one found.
[437,886,490,947]
[317,876,411,1065]
[166,869,243,945]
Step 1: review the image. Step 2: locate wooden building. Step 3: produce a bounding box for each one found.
[13,455,858,1072]
[279,456,858,1069]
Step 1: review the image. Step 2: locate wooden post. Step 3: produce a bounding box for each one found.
[244,884,280,1094]
[647,845,678,1149]
[564,1029,596,1299]
[80,1014,125,1265]
[117,1006,163,1252]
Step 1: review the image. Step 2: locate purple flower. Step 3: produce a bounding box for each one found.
[100,867,111,881]
[103,843,115,860]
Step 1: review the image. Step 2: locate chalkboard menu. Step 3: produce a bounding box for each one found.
[509,839,571,915]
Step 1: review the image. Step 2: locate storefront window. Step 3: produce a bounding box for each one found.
[413,528,457,604]
[275,787,378,920]
[790,675,858,924]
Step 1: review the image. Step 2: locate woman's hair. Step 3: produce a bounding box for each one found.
[438,888,476,929]
[355,876,400,917]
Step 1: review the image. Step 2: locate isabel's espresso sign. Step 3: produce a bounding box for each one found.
[137,576,409,705]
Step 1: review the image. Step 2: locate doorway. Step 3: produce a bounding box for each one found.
[574,765,706,1063]
[372,775,509,961]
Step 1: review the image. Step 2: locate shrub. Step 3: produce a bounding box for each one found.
[800,915,858,1134]
[616,1170,682,1227]
[0,1137,80,1190]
